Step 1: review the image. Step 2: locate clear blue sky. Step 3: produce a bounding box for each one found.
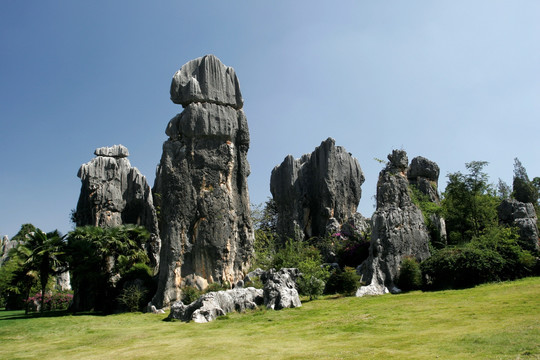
[1,1,539,238]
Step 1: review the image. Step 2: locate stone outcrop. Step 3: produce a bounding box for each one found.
[270,138,365,241]
[357,150,432,296]
[261,268,302,310]
[152,55,254,308]
[167,267,302,323]
[407,156,447,248]
[498,199,539,252]
[75,144,161,272]
[1,235,19,266]
[168,287,263,323]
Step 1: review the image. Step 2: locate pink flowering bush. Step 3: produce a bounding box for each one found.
[25,291,73,312]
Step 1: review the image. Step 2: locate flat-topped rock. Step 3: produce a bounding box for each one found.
[170,54,243,109]
[94,144,130,158]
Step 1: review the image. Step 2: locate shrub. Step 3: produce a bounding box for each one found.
[117,285,147,312]
[324,267,360,296]
[421,226,535,290]
[396,257,422,292]
[181,286,201,304]
[297,258,330,300]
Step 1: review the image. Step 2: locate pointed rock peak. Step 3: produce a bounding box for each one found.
[94,144,129,158]
[170,54,243,109]
[386,149,408,172]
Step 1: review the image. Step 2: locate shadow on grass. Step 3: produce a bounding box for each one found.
[0,309,107,321]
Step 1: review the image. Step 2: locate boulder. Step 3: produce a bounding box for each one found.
[168,287,263,323]
[261,268,302,310]
[357,150,431,296]
[152,55,254,308]
[498,199,539,252]
[75,145,161,273]
[270,138,365,241]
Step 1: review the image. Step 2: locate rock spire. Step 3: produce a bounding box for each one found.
[74,144,161,272]
[270,138,366,241]
[357,150,433,296]
[152,55,254,308]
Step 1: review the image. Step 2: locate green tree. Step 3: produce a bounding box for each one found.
[512,158,538,205]
[22,229,67,313]
[251,199,279,270]
[442,161,499,244]
[67,225,151,312]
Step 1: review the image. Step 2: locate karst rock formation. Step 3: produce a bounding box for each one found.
[270,138,366,242]
[357,150,433,296]
[498,199,539,252]
[75,144,161,272]
[152,55,254,308]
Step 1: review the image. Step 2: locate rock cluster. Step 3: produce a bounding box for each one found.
[152,55,254,308]
[168,287,263,323]
[270,138,365,241]
[167,267,302,323]
[75,144,161,272]
[498,199,539,252]
[357,150,432,296]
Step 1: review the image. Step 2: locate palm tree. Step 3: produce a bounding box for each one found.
[23,229,66,313]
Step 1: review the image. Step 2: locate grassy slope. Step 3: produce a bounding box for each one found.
[0,277,539,360]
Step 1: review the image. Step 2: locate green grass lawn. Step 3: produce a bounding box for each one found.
[1,277,539,360]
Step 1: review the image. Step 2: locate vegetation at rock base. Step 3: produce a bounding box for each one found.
[0,277,538,359]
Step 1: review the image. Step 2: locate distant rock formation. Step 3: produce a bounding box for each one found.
[498,199,539,252]
[407,156,447,248]
[75,144,161,272]
[0,235,19,267]
[152,55,254,308]
[357,150,432,296]
[270,138,366,242]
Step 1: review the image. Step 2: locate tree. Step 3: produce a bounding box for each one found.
[67,225,151,312]
[251,199,279,270]
[512,158,538,205]
[442,161,499,244]
[22,229,67,313]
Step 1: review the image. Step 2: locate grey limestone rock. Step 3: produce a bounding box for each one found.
[357,150,432,297]
[1,235,19,266]
[170,54,243,109]
[168,287,263,323]
[261,268,302,310]
[75,145,161,273]
[270,138,365,241]
[407,156,447,247]
[152,56,254,308]
[498,199,539,252]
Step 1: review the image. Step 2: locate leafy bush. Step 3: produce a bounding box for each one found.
[421,226,536,290]
[117,285,147,312]
[25,291,73,312]
[181,286,201,304]
[296,257,330,300]
[324,267,360,296]
[396,257,422,292]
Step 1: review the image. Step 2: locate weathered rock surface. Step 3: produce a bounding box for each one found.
[168,287,263,323]
[170,54,243,109]
[407,156,447,247]
[357,150,431,296]
[75,144,161,272]
[270,138,365,241]
[152,55,254,308]
[261,268,302,310]
[498,199,539,252]
[0,235,19,266]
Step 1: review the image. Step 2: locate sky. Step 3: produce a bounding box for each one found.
[1,1,539,239]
